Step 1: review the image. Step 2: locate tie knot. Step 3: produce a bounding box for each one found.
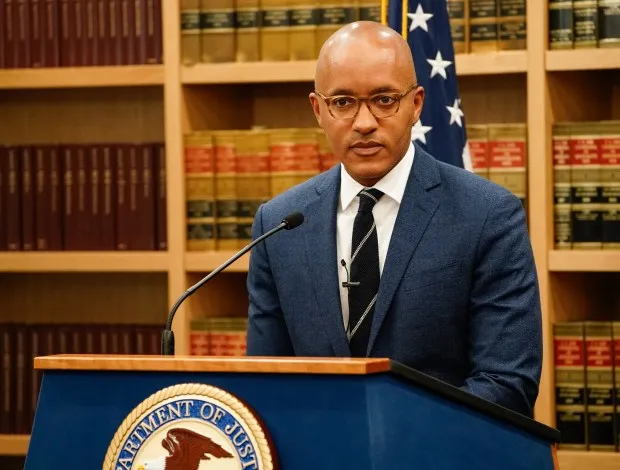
[357,188,383,213]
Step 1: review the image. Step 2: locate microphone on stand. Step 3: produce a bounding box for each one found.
[160,211,305,355]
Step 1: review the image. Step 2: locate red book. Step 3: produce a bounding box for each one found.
[72,0,84,66]
[21,146,35,251]
[109,0,122,65]
[16,0,30,67]
[146,0,161,63]
[13,324,29,434]
[44,0,59,66]
[119,0,135,64]
[0,324,15,433]
[96,0,109,65]
[83,0,97,65]
[133,0,146,63]
[30,0,44,67]
[35,145,63,250]
[59,0,76,66]
[132,143,155,250]
[116,144,131,250]
[0,145,6,250]
[99,144,116,250]
[4,0,17,68]
[0,0,5,68]
[154,142,166,250]
[6,146,22,251]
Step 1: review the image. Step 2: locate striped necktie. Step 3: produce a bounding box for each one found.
[347,188,383,356]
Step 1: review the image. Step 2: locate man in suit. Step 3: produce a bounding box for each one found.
[245,21,542,418]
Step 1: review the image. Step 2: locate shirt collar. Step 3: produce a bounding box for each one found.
[340,140,416,211]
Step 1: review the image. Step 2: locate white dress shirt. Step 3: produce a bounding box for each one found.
[336,141,416,331]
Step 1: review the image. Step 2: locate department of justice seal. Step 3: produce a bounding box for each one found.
[103,383,277,470]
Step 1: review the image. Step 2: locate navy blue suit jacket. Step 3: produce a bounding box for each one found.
[245,143,542,417]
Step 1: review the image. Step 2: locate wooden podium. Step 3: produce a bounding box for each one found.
[24,355,561,469]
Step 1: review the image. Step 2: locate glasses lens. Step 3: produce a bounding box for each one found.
[369,95,400,118]
[328,95,401,119]
[330,97,358,119]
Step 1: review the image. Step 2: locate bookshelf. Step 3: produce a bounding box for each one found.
[1,0,619,465]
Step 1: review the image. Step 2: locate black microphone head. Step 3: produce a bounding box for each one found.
[282,211,304,230]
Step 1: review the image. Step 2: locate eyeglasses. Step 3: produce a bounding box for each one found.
[314,83,419,120]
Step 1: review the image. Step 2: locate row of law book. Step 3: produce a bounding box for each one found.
[180,0,525,65]
[553,120,620,250]
[0,142,167,252]
[189,317,248,356]
[0,0,163,69]
[554,321,620,451]
[184,127,337,251]
[467,122,528,209]
[0,322,163,435]
[448,0,527,53]
[549,0,620,50]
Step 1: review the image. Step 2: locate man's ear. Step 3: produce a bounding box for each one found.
[411,86,425,124]
[308,92,323,127]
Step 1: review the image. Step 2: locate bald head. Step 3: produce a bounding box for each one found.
[315,21,416,91]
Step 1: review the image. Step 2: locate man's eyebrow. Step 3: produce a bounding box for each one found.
[326,86,400,96]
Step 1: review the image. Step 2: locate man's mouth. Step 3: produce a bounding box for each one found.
[350,141,383,156]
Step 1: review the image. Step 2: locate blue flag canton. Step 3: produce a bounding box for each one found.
[387,0,470,169]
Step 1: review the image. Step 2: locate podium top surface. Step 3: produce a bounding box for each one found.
[34,355,391,375]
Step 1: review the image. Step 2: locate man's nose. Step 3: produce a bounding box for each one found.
[352,102,379,135]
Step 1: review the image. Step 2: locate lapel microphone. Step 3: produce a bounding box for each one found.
[341,259,360,288]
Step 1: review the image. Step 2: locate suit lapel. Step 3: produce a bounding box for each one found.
[303,165,351,356]
[367,145,443,355]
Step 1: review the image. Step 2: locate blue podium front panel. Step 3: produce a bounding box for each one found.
[24,369,555,470]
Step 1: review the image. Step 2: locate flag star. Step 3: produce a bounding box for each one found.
[411,120,432,144]
[427,51,452,79]
[408,4,433,32]
[446,99,464,127]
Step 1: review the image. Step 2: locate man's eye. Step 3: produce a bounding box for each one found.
[333,97,355,108]
[374,95,396,106]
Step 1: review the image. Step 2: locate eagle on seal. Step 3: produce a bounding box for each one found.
[137,428,234,470]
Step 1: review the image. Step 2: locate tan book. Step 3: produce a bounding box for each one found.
[200,0,235,63]
[317,128,339,171]
[180,0,201,65]
[599,120,620,250]
[469,0,498,52]
[294,128,320,185]
[290,2,318,60]
[269,128,300,197]
[315,0,358,58]
[235,0,261,61]
[447,0,468,54]
[498,0,526,50]
[357,0,379,22]
[236,129,271,247]
[573,0,599,49]
[213,130,238,250]
[260,0,290,61]
[553,123,573,250]
[185,132,216,251]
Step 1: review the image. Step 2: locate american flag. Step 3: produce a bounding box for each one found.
[386,0,472,170]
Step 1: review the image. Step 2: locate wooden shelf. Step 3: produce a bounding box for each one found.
[0,65,165,89]
[0,252,169,272]
[185,251,250,273]
[548,251,620,272]
[181,51,527,85]
[546,49,620,71]
[557,450,620,470]
[0,435,29,456]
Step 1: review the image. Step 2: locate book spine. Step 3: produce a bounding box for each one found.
[314,0,356,59]
[235,0,260,62]
[598,0,620,47]
[289,2,318,60]
[200,0,235,63]
[100,144,116,250]
[29,326,42,431]
[448,0,468,53]
[14,324,29,433]
[59,0,75,66]
[0,0,5,68]
[549,0,575,49]
[62,145,76,249]
[316,128,338,171]
[599,123,620,249]
[498,0,526,50]
[96,0,109,65]
[133,0,146,63]
[469,0,498,52]
[49,145,63,249]
[0,146,5,250]
[570,123,603,249]
[127,144,142,249]
[0,324,13,433]
[357,0,379,22]
[73,0,84,66]
[4,0,16,68]
[466,124,490,180]
[152,0,161,63]
[185,132,216,251]
[120,0,134,64]
[16,0,30,67]
[294,128,320,186]
[613,321,620,451]
[83,0,97,65]
[133,143,155,250]
[269,128,298,197]
[109,0,122,65]
[214,132,238,250]
[21,146,35,250]
[44,0,59,66]
[573,0,599,48]
[116,144,131,250]
[554,123,573,249]
[554,322,587,449]
[585,321,615,451]
[180,0,201,65]
[260,0,291,61]
[30,0,44,67]
[88,144,101,249]
[35,146,49,250]
[487,123,528,208]
[155,143,167,250]
[144,0,157,63]
[7,147,22,251]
